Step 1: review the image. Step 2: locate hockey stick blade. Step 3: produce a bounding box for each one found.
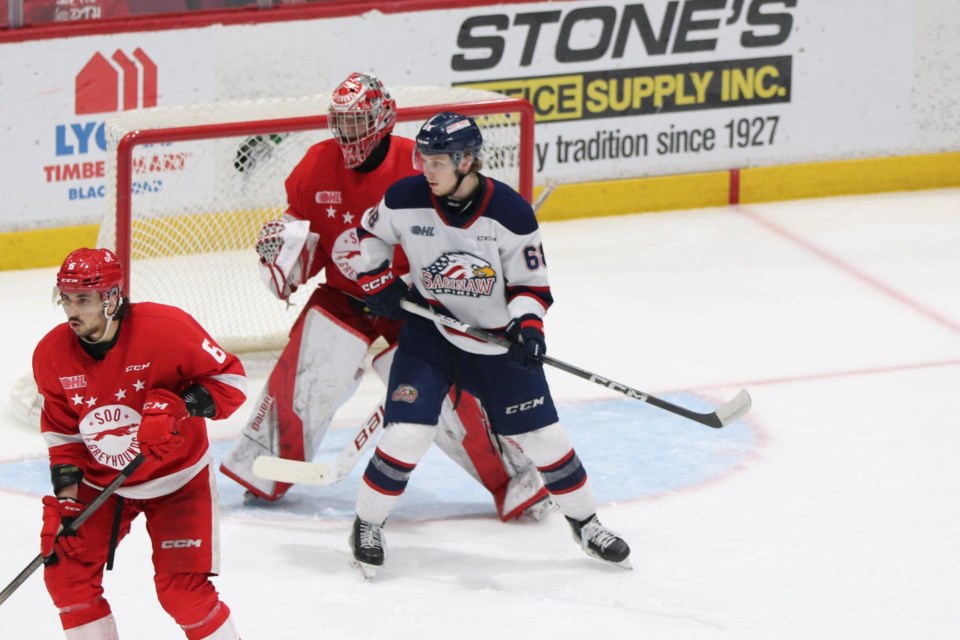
[399,300,752,429]
[711,388,752,428]
[253,455,343,486]
[253,403,385,485]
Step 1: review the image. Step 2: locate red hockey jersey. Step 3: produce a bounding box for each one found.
[33,302,247,498]
[283,136,418,298]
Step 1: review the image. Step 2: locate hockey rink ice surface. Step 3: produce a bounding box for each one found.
[0,189,958,638]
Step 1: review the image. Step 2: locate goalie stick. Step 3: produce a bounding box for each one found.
[0,454,145,607]
[399,300,752,429]
[252,403,385,486]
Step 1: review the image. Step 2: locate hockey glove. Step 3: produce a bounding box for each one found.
[358,261,409,321]
[505,314,546,370]
[256,217,320,301]
[40,496,86,563]
[137,389,189,459]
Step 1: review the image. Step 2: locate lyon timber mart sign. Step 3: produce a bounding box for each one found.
[47,49,157,193]
[444,0,913,180]
[0,31,216,229]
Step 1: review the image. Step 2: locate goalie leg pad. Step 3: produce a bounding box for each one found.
[375,345,547,521]
[433,392,547,521]
[220,304,369,500]
[508,423,598,522]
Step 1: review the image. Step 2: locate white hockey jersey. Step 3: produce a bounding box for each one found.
[359,174,553,355]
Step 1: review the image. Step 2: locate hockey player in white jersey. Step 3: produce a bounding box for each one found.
[351,111,631,575]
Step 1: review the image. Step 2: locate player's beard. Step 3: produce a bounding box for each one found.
[68,315,106,341]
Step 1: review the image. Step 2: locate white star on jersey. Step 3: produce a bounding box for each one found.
[85,397,97,407]
[133,380,145,391]
[71,393,83,405]
[326,206,337,218]
[114,388,127,400]
[343,211,354,224]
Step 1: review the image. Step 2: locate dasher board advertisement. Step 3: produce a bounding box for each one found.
[0,0,916,229]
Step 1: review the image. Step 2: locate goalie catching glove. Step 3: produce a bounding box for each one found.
[257,216,320,301]
[40,496,86,563]
[357,261,409,321]
[137,389,189,459]
[505,314,546,370]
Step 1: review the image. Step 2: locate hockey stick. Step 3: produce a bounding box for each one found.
[0,453,145,606]
[252,403,385,486]
[531,180,557,214]
[399,300,751,429]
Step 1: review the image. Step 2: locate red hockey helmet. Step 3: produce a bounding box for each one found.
[328,72,397,169]
[56,247,124,297]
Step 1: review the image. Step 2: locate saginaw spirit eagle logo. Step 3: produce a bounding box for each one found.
[80,404,143,470]
[421,252,496,297]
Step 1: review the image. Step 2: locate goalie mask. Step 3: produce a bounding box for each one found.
[57,247,124,297]
[328,72,397,169]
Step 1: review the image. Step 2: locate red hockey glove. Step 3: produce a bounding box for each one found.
[40,496,86,563]
[137,389,188,459]
[358,261,409,321]
[505,314,546,371]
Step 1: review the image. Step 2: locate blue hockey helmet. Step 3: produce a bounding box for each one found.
[415,112,483,167]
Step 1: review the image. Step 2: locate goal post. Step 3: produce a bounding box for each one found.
[95,88,535,353]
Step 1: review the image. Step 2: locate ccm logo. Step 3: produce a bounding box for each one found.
[505,396,545,414]
[125,363,150,372]
[161,539,202,549]
[143,401,169,411]
[360,272,393,292]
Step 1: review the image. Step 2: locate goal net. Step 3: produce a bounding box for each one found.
[95,87,534,353]
[9,88,533,427]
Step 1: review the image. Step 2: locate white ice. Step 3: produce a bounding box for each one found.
[1,189,958,638]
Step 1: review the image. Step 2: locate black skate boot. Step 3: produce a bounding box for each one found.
[567,515,631,568]
[349,516,385,578]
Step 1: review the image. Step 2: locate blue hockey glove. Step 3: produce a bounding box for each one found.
[358,262,409,321]
[505,314,546,370]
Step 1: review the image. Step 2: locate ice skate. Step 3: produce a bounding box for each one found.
[349,516,385,578]
[567,515,632,569]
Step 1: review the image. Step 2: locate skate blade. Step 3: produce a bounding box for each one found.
[350,558,379,579]
[583,548,633,570]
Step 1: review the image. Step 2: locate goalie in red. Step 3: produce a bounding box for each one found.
[33,247,246,639]
[220,71,550,522]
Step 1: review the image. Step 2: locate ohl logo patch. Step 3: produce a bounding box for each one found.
[75,48,157,115]
[421,252,496,298]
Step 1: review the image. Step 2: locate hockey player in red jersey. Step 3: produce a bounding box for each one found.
[34,247,246,639]
[220,71,549,522]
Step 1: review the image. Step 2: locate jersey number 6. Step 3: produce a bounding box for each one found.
[523,244,547,270]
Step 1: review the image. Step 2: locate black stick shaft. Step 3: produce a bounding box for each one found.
[399,300,749,429]
[0,454,145,606]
